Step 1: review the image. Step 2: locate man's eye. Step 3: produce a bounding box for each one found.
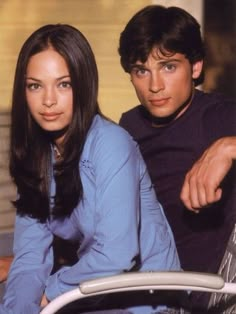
[132,68,148,76]
[164,64,176,72]
[136,68,145,73]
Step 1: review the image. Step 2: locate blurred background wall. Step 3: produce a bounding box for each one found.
[204,0,236,99]
[0,0,204,120]
[0,1,235,119]
[0,0,235,232]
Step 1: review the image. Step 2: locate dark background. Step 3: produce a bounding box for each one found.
[204,0,236,99]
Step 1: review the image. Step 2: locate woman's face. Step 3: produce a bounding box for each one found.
[25,48,73,144]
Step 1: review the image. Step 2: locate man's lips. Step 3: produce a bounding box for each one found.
[149,97,170,106]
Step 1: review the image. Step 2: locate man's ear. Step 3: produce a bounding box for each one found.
[192,60,203,79]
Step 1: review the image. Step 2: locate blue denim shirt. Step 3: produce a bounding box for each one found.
[0,115,180,313]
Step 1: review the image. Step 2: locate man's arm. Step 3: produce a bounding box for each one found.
[180,136,236,212]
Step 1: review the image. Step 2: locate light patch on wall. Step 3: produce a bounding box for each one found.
[0,0,202,121]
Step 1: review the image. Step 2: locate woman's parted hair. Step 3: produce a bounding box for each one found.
[118,5,205,85]
[10,24,100,222]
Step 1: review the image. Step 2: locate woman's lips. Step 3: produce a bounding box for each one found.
[40,112,61,121]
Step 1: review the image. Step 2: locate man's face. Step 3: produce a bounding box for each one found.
[130,49,203,121]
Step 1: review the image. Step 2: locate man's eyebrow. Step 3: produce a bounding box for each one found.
[130,58,181,69]
[158,58,181,63]
[130,64,146,70]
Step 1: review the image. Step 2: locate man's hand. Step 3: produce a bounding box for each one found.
[180,137,236,212]
[40,293,49,307]
[0,256,13,283]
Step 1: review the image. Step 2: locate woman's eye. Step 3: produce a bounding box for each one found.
[59,81,71,88]
[27,83,40,90]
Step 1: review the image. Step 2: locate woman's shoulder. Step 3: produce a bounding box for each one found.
[81,114,140,170]
[87,114,136,147]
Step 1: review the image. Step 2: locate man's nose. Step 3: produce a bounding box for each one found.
[149,73,164,93]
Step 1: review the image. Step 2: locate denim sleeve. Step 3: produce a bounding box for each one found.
[0,215,54,314]
[45,126,141,301]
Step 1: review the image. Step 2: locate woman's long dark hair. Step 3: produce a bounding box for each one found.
[10,24,100,222]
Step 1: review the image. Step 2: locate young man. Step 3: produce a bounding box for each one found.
[118,5,236,313]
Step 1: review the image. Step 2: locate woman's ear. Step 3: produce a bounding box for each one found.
[192,60,203,79]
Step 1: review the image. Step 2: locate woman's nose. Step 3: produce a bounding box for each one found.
[43,88,57,107]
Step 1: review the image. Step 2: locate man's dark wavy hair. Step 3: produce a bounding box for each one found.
[119,5,205,86]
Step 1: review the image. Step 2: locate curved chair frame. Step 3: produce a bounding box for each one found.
[40,271,236,314]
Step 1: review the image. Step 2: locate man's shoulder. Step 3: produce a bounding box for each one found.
[193,90,236,136]
[120,105,142,122]
[119,105,148,138]
[191,90,236,125]
[194,89,236,109]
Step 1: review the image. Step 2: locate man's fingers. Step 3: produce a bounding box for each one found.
[181,171,222,211]
[180,178,199,212]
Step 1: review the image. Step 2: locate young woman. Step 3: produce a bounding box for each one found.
[0,24,180,314]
